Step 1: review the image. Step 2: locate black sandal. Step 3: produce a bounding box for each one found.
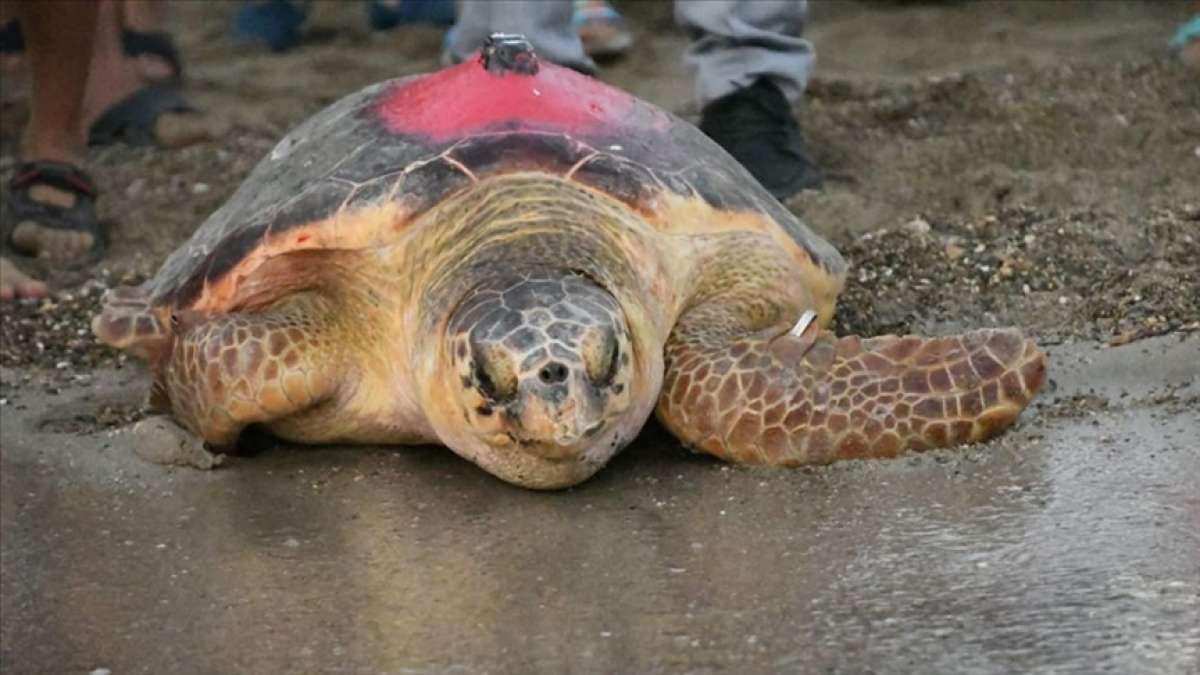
[4,161,105,259]
[88,84,197,148]
[121,28,184,83]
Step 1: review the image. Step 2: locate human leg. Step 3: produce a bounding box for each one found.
[1,0,182,83]
[676,0,821,199]
[7,0,100,263]
[675,0,812,108]
[445,0,594,73]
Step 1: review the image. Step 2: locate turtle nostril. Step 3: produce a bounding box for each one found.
[539,362,569,384]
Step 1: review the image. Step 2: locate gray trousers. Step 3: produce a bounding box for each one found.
[446,0,813,108]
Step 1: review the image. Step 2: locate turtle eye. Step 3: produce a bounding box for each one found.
[472,345,518,402]
[582,327,619,386]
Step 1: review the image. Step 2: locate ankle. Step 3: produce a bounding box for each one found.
[81,58,142,128]
[20,135,86,166]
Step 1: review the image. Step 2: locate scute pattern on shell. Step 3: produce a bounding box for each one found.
[146,60,844,312]
[147,79,406,306]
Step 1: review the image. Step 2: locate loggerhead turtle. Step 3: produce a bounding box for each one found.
[94,35,1047,489]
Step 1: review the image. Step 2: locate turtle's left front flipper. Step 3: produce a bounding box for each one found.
[95,289,345,448]
[656,321,1047,465]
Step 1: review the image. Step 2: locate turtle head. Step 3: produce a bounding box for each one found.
[439,271,638,488]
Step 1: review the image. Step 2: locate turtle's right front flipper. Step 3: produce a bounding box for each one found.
[657,316,1047,465]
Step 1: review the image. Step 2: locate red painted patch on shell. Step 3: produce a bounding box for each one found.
[374,55,663,140]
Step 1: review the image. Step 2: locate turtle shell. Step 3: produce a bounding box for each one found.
[149,53,845,313]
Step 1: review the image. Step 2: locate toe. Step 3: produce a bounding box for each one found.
[37,228,66,261]
[0,256,48,301]
[10,221,43,256]
[25,226,94,263]
[17,278,49,299]
[66,230,95,260]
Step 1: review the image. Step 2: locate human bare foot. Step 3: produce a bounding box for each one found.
[0,255,49,301]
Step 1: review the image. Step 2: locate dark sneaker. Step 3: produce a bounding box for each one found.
[368,0,456,31]
[232,0,307,53]
[699,78,822,200]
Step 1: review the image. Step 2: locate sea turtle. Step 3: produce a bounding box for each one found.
[94,35,1047,489]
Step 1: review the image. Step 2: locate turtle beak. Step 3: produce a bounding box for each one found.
[557,419,605,446]
[454,347,616,463]
[492,365,609,459]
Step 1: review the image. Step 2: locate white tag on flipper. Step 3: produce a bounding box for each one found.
[788,310,818,338]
